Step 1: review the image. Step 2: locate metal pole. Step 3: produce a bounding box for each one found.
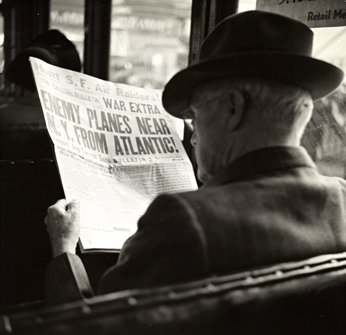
[188,0,239,65]
[83,0,112,80]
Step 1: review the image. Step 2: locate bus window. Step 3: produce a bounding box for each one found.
[238,0,256,12]
[302,26,346,177]
[238,1,346,178]
[109,0,192,89]
[50,0,84,65]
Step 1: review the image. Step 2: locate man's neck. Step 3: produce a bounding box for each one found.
[226,134,301,165]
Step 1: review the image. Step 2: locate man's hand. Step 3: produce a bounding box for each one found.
[44,199,80,257]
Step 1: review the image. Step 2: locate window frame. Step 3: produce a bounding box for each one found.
[2,0,240,87]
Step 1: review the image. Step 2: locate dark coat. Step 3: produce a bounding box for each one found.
[45,146,346,304]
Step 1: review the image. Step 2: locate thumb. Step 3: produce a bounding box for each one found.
[67,199,80,214]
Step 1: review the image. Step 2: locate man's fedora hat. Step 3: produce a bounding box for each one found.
[162,10,344,118]
[5,30,82,91]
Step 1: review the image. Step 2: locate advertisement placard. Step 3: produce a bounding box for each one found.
[256,0,346,28]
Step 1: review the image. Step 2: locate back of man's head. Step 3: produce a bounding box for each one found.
[231,77,314,142]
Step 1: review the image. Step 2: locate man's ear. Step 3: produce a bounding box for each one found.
[227,89,245,130]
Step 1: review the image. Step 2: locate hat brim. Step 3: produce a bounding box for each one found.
[162,52,344,118]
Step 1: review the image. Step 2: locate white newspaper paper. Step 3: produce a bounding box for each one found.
[30,57,197,252]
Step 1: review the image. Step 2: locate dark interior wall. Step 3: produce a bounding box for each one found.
[0,160,64,306]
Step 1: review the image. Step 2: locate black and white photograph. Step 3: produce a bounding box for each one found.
[0,0,346,334]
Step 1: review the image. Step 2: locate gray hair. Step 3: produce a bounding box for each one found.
[230,77,314,139]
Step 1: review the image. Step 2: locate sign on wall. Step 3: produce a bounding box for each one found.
[256,0,346,28]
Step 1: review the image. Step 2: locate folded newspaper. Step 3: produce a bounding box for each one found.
[30,57,197,253]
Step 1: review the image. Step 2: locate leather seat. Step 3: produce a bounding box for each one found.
[1,252,346,334]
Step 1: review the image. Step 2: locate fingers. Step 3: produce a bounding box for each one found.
[67,200,80,223]
[67,199,80,212]
[47,199,79,212]
[55,199,68,210]
[46,200,67,220]
[45,199,77,221]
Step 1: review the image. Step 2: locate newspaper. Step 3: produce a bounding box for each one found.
[30,57,197,253]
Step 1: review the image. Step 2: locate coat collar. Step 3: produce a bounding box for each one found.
[205,146,316,186]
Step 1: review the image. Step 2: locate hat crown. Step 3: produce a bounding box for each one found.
[5,30,81,90]
[162,10,344,117]
[200,10,313,61]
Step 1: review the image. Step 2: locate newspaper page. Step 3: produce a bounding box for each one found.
[30,57,197,253]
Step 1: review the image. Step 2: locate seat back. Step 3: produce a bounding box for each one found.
[1,252,346,334]
[0,159,64,306]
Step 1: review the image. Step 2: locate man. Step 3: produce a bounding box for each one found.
[5,29,82,90]
[44,11,346,304]
[2,29,82,159]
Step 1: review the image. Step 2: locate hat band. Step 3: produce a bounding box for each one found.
[200,43,313,62]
